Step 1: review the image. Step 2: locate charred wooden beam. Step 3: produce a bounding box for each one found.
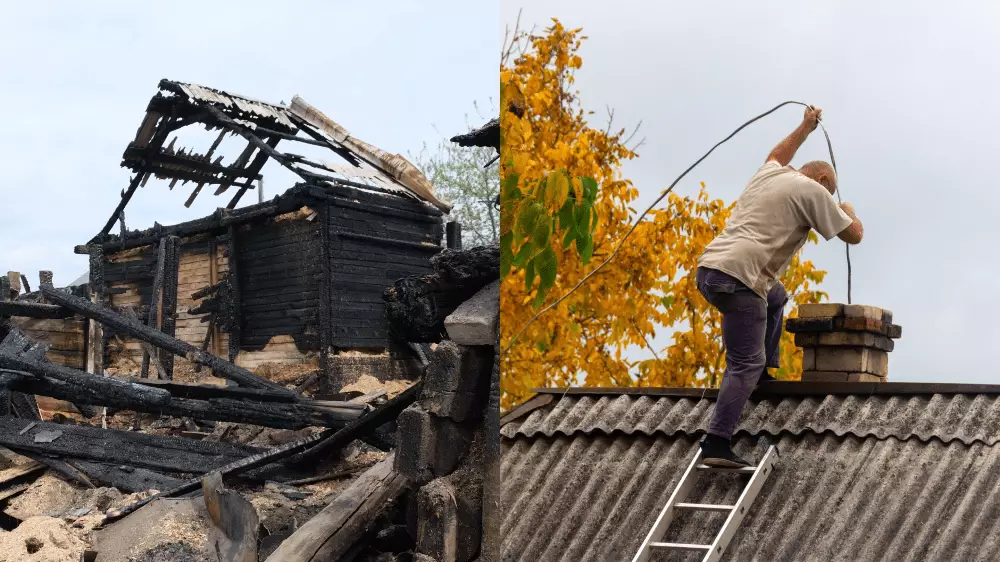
[131,378,300,403]
[123,146,261,180]
[202,105,293,170]
[191,281,223,301]
[227,226,242,363]
[286,114,362,167]
[0,301,74,320]
[213,140,258,196]
[39,287,291,395]
[0,348,171,408]
[251,125,331,148]
[0,415,259,474]
[102,380,422,525]
[144,165,257,190]
[67,460,184,493]
[160,236,181,379]
[0,371,364,429]
[446,221,462,249]
[142,238,167,379]
[227,136,281,209]
[96,111,177,239]
[126,307,168,380]
[188,298,220,316]
[86,245,106,376]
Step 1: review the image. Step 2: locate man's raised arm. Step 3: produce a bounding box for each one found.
[767,105,823,166]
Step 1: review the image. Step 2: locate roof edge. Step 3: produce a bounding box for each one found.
[529,381,1000,398]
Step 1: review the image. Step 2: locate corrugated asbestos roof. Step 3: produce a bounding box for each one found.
[502,393,1000,446]
[501,389,1000,561]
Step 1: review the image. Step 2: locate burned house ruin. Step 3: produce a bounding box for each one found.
[78,80,457,392]
[0,78,499,561]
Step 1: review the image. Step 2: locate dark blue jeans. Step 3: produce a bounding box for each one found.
[695,267,787,439]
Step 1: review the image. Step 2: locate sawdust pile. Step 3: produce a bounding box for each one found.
[0,516,88,562]
[341,375,413,398]
[254,360,320,386]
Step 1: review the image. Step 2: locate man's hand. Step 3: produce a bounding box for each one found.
[802,105,823,132]
[837,201,863,244]
[766,105,823,166]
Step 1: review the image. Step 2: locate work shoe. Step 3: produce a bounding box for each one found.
[700,434,751,468]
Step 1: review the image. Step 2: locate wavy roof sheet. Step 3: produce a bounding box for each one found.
[501,388,1000,561]
[502,392,1000,446]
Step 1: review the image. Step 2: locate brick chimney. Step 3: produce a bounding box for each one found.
[785,304,902,382]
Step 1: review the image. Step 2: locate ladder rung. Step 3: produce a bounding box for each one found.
[650,542,712,551]
[676,502,735,512]
[696,463,757,474]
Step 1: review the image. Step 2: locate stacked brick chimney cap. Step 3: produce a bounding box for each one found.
[785,303,902,382]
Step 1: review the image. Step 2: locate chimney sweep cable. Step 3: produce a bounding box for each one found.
[503,101,851,353]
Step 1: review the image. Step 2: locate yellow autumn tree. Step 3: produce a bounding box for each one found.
[500,20,829,411]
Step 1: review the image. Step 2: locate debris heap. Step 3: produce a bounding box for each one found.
[786,303,903,382]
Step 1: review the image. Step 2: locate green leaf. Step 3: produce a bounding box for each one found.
[660,295,674,308]
[578,234,594,264]
[524,260,536,291]
[576,201,592,233]
[537,247,557,292]
[531,215,551,248]
[515,201,544,242]
[500,232,513,277]
[501,172,520,201]
[562,226,576,249]
[512,240,535,267]
[581,176,598,200]
[533,289,547,309]
[557,198,574,230]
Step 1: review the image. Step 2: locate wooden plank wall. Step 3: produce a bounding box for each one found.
[12,317,87,369]
[235,208,322,366]
[325,187,443,349]
[104,236,229,369]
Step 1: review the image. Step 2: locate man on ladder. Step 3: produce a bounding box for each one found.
[695,105,865,467]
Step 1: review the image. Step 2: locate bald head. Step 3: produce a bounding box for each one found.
[798,160,837,194]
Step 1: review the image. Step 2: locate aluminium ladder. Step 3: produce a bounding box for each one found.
[631,444,779,562]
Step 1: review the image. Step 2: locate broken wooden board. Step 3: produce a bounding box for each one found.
[0,416,260,473]
[264,453,408,562]
[203,471,259,562]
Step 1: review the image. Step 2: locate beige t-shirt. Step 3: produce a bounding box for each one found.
[697,160,853,299]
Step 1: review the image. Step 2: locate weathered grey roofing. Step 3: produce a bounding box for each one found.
[501,385,1000,561]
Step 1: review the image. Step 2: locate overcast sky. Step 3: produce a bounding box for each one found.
[0,1,496,287]
[502,1,1000,383]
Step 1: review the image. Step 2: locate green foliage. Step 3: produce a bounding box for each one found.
[502,169,599,308]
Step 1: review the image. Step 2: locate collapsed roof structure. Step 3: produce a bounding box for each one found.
[92,79,450,242]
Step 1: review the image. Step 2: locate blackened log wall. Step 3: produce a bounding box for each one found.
[235,210,322,355]
[325,185,443,349]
